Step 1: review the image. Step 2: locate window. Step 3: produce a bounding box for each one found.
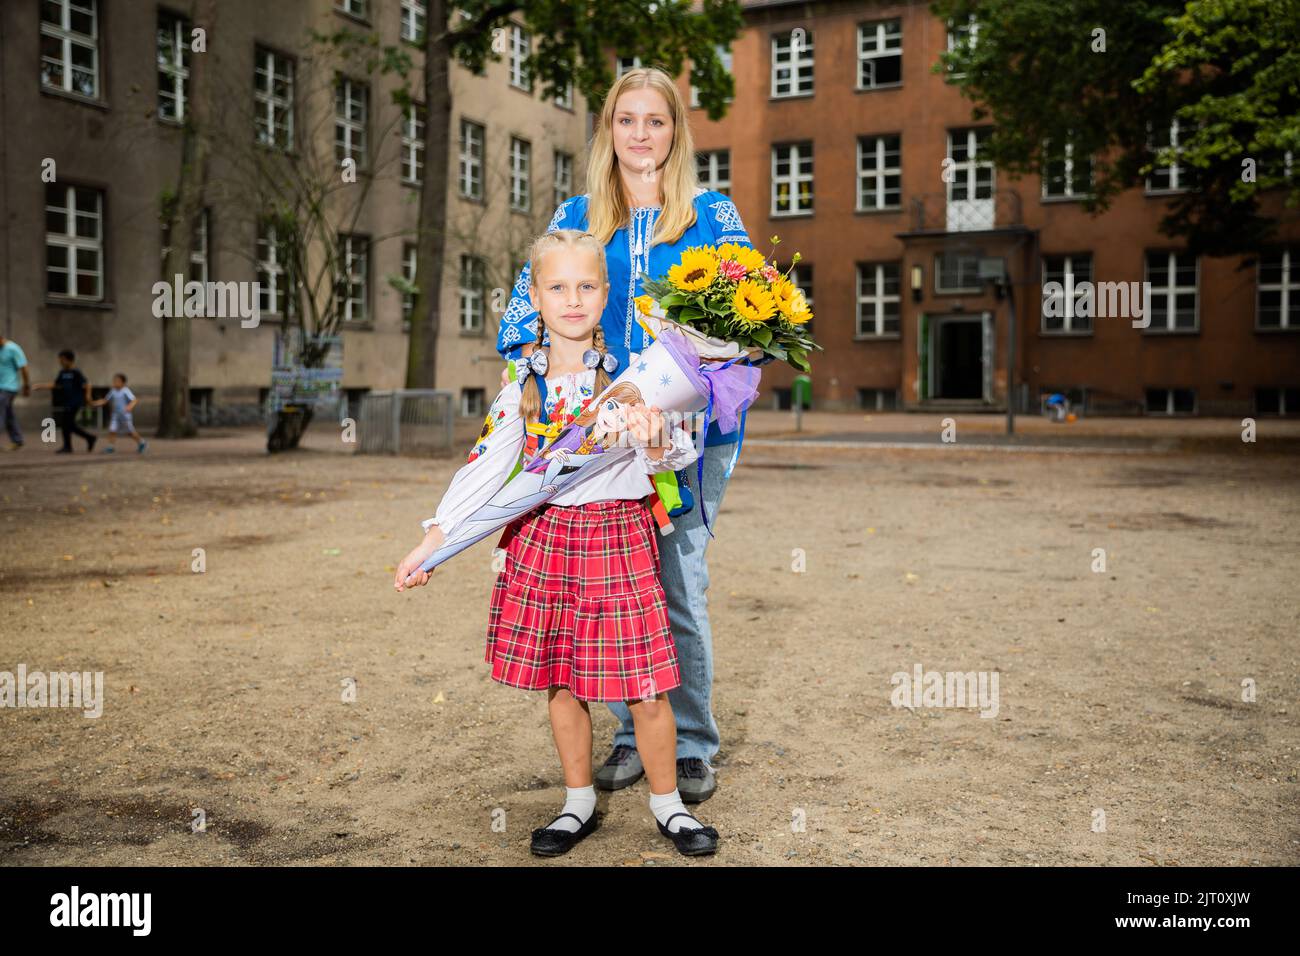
[335,77,368,168]
[946,14,978,76]
[771,30,814,97]
[400,0,426,43]
[858,18,902,90]
[508,25,531,91]
[509,137,531,212]
[856,263,900,336]
[338,234,369,323]
[45,184,103,300]
[41,0,99,99]
[461,388,486,417]
[257,221,294,316]
[401,243,417,330]
[1043,141,1092,199]
[772,142,813,216]
[1255,387,1300,416]
[616,56,642,78]
[859,388,898,411]
[157,10,190,121]
[947,127,994,204]
[697,150,731,195]
[553,150,573,209]
[1147,120,1195,193]
[254,48,294,150]
[554,81,572,110]
[336,0,368,19]
[1041,254,1093,333]
[1145,388,1195,416]
[1257,246,1299,329]
[935,252,982,294]
[690,45,733,108]
[189,209,209,284]
[459,255,486,333]
[401,103,425,185]
[1145,251,1198,331]
[459,119,485,200]
[857,135,901,210]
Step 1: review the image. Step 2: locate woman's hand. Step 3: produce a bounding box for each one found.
[395,526,446,592]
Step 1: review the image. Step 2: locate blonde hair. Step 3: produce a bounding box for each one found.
[586,67,699,247]
[518,229,614,423]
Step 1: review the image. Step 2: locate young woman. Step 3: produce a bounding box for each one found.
[495,67,754,803]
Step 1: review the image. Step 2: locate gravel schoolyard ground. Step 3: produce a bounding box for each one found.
[2,411,1297,866]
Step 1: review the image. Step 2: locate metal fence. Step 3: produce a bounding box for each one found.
[356,389,456,456]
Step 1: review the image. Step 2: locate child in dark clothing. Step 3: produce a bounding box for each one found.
[32,350,96,453]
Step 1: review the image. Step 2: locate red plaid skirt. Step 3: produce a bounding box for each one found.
[486,498,681,702]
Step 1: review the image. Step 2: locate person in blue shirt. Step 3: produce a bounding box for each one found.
[0,333,32,450]
[496,67,755,807]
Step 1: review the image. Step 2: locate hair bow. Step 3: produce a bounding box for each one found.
[583,349,619,374]
[513,350,549,382]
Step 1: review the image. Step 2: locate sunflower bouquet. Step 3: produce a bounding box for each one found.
[637,239,821,372]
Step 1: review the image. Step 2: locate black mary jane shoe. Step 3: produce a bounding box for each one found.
[530,811,599,857]
[657,811,720,857]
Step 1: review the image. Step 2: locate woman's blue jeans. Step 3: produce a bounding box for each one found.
[607,437,736,762]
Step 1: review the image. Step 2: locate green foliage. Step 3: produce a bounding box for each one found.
[931,0,1300,254]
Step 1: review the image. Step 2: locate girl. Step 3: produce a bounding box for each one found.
[494,66,758,804]
[395,230,720,858]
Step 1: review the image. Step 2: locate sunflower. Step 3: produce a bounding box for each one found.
[732,279,777,326]
[787,289,813,325]
[667,248,719,292]
[716,243,767,275]
[770,276,797,315]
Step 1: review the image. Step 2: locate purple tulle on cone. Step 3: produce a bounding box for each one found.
[655,329,761,434]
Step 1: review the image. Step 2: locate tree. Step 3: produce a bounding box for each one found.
[403,0,745,388]
[156,0,218,439]
[931,0,1300,255]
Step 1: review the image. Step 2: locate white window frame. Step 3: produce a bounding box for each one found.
[934,252,983,294]
[157,9,190,122]
[946,14,978,77]
[401,103,425,185]
[459,119,485,200]
[553,150,573,209]
[335,77,368,168]
[1146,387,1196,416]
[1146,119,1192,194]
[1144,250,1199,332]
[257,221,294,317]
[857,18,902,91]
[336,0,368,19]
[771,30,814,98]
[771,142,814,217]
[1256,246,1298,330]
[509,136,531,212]
[400,0,426,43]
[459,255,486,333]
[856,262,900,337]
[40,0,99,99]
[697,150,731,195]
[254,48,295,150]
[857,134,901,211]
[190,209,209,284]
[401,243,417,328]
[1042,140,1093,200]
[509,24,531,91]
[338,234,369,323]
[45,184,104,301]
[616,56,642,78]
[1040,254,1094,334]
[554,80,572,110]
[461,388,486,417]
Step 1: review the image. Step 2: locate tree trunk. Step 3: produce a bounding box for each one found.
[157,0,216,439]
[266,405,314,453]
[406,0,452,388]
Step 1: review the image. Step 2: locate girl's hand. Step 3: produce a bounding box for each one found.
[395,526,445,592]
[626,405,667,457]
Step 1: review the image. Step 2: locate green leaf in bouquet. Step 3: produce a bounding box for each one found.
[679,306,706,322]
[750,326,773,347]
[658,292,688,309]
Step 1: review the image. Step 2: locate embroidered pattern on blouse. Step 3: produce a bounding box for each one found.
[709,198,748,242]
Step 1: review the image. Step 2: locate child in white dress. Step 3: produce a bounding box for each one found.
[395,230,721,857]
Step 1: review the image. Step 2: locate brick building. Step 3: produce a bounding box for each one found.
[682,0,1300,416]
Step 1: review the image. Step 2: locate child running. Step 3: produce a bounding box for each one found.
[90,373,147,453]
[395,230,720,858]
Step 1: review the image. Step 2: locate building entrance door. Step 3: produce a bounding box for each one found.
[934,315,985,400]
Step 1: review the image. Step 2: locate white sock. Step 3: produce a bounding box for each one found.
[649,788,703,833]
[544,785,596,833]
